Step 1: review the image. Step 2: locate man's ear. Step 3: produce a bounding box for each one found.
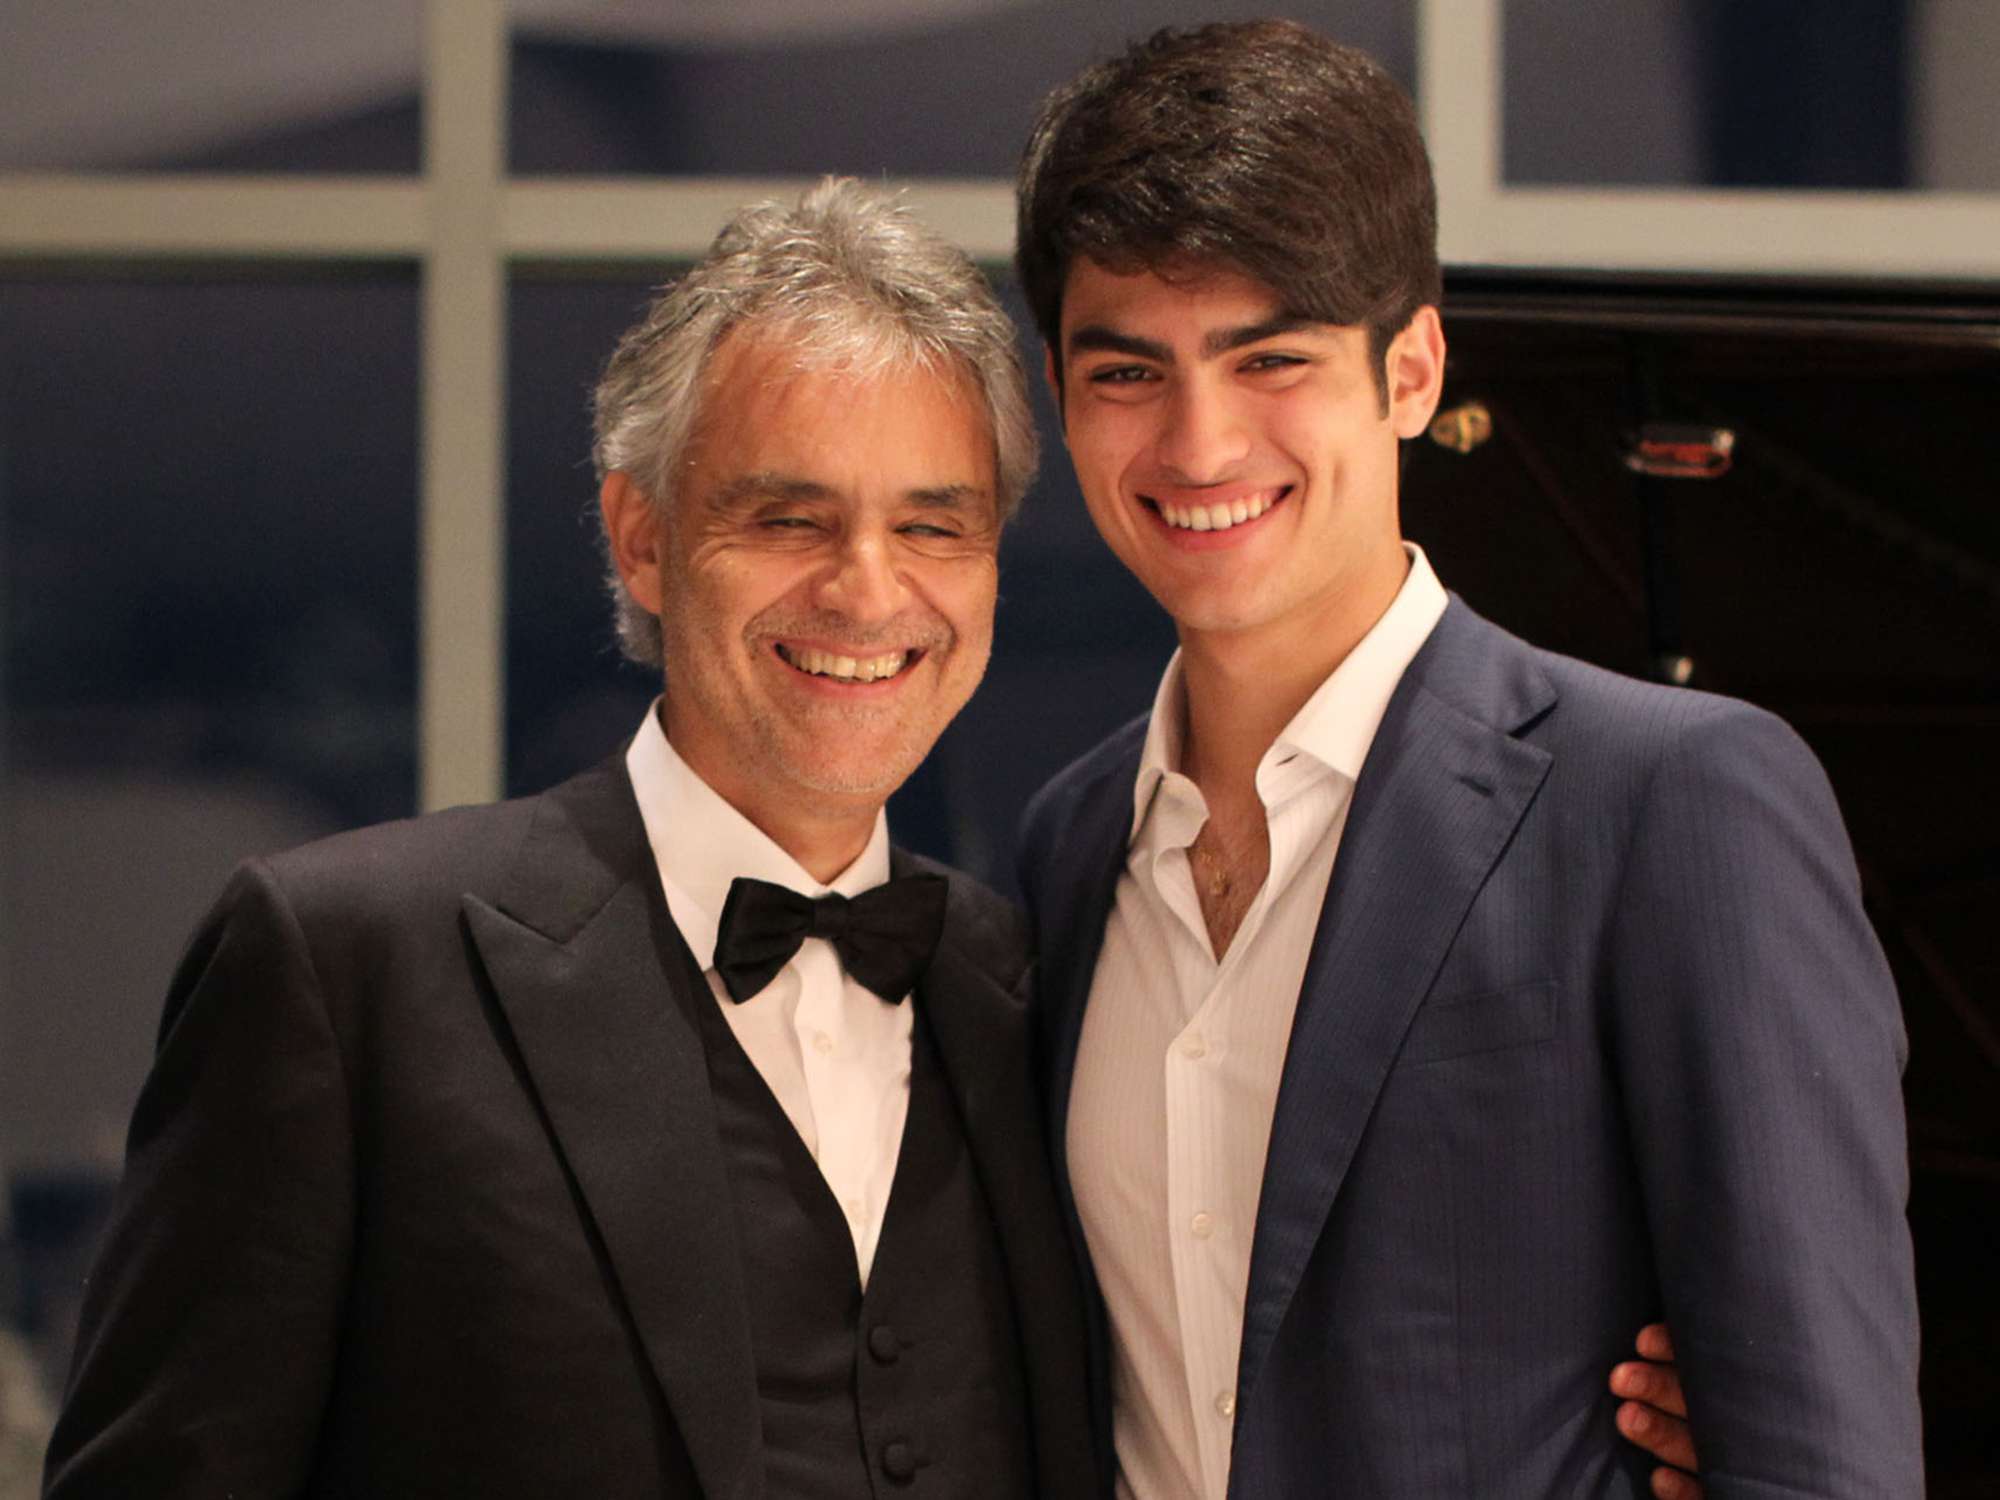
[1386,305,1446,439]
[599,471,666,615]
[1042,343,1065,429]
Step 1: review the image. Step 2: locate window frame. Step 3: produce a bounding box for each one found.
[2,0,1994,809]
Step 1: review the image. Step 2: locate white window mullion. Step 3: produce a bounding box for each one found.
[419,0,508,810]
[1419,0,1503,271]
[0,176,425,259]
[1487,187,2000,278]
[1417,0,2000,279]
[503,176,1018,264]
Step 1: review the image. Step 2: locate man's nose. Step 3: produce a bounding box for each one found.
[816,531,909,623]
[1154,381,1250,484]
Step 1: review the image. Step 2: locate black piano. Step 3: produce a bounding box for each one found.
[1410,270,1999,1494]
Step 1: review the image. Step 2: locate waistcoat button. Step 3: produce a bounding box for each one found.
[868,1324,901,1364]
[882,1440,918,1481]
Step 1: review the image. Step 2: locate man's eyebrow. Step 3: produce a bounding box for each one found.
[705,474,989,512]
[907,483,989,509]
[1201,315,1319,358]
[705,472,837,510]
[1066,326,1172,363]
[1066,316,1324,364]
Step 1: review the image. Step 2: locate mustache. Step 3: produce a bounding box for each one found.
[749,607,953,652]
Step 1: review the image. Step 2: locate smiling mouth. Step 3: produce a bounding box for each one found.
[1147,486,1289,533]
[774,644,916,683]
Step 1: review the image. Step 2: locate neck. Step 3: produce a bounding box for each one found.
[694,765,881,886]
[659,708,881,886]
[745,804,878,886]
[1177,634,1323,796]
[1177,549,1408,797]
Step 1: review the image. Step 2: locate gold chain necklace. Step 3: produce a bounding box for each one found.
[1190,837,1232,899]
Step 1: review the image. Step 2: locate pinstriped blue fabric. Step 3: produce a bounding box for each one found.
[1021,596,1922,1500]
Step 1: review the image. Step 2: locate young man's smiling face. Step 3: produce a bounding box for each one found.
[602,323,1002,842]
[1052,258,1443,659]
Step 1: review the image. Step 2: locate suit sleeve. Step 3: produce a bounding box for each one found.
[1607,702,1922,1497]
[43,859,355,1498]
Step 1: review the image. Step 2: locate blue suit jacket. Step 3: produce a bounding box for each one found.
[1018,598,1922,1498]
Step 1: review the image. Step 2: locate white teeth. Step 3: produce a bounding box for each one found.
[1158,492,1277,531]
[781,646,909,682]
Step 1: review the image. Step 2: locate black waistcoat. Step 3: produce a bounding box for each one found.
[693,982,1034,1498]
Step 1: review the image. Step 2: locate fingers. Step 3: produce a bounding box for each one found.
[1635,1322,1676,1362]
[1616,1323,1700,1496]
[1609,1357,1689,1419]
[1616,1398,1699,1471]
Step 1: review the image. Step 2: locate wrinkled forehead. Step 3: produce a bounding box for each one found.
[681,322,999,500]
[690,316,993,455]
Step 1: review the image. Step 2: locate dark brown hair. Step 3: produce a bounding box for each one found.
[1016,19,1441,379]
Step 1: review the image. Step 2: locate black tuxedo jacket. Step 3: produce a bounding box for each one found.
[45,757,1095,1499]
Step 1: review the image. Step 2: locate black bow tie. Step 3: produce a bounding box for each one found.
[713,874,948,1005]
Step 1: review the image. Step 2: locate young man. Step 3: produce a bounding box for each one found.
[1015,22,1921,1500]
[43,179,1093,1500]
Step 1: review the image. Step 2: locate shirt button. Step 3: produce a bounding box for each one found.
[1190,1211,1215,1239]
[1216,1390,1236,1419]
[881,1440,918,1482]
[868,1325,901,1364]
[1178,1031,1208,1059]
[812,1031,835,1056]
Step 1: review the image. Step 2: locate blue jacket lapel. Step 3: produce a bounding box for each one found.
[1019,715,1145,1489]
[465,760,761,1500]
[1236,602,1556,1405]
[1031,718,1147,1166]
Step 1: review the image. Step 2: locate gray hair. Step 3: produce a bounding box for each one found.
[592,176,1038,668]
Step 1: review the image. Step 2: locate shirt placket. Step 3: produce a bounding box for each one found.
[1160,762,1324,1499]
[1161,871,1272,1498]
[1164,1013,1235,1494]
[791,942,870,1235]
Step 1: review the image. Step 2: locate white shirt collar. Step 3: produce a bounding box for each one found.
[623,702,892,970]
[1129,543,1450,840]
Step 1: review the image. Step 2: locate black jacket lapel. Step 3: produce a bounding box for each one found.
[899,850,1098,1500]
[465,759,760,1500]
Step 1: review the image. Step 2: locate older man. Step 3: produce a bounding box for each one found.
[42,179,1093,1500]
[1016,21,1920,1500]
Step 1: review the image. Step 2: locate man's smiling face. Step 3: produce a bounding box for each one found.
[1052,258,1442,656]
[604,323,1001,838]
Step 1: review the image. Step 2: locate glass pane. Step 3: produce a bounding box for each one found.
[504,277,666,802]
[1504,0,2000,190]
[504,270,1171,887]
[0,4,422,173]
[507,0,1415,176]
[0,274,420,1402]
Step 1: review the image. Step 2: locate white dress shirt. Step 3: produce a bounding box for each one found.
[625,705,912,1287]
[1067,547,1449,1500]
